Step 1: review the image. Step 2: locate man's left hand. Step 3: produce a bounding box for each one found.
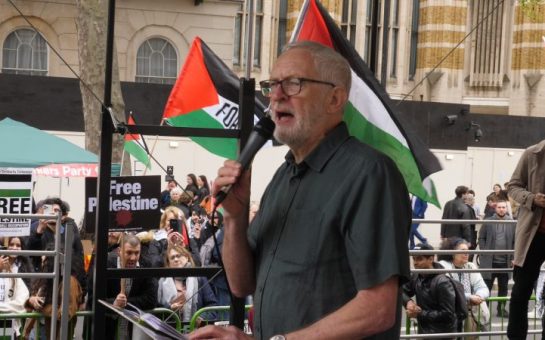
[189,325,253,340]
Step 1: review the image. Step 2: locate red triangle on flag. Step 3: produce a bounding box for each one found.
[297,0,333,48]
[162,37,219,120]
[124,115,140,142]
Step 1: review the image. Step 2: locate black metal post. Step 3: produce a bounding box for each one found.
[228,78,255,329]
[92,0,116,338]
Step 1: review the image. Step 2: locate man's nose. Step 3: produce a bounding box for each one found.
[269,82,287,100]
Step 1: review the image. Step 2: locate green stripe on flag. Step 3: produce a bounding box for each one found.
[0,189,31,197]
[344,102,439,206]
[124,141,151,169]
[167,109,238,160]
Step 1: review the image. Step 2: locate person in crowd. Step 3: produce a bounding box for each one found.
[4,236,33,290]
[27,198,86,309]
[485,184,512,218]
[188,207,207,240]
[441,186,472,246]
[478,199,515,318]
[146,206,200,267]
[185,174,199,199]
[464,191,479,261]
[169,187,193,219]
[160,180,177,209]
[191,41,410,339]
[157,244,217,323]
[403,243,458,339]
[91,234,157,340]
[506,139,545,339]
[195,175,211,205]
[194,211,222,254]
[24,242,82,340]
[438,237,490,334]
[0,239,30,338]
[466,189,482,219]
[409,195,428,250]
[107,231,122,254]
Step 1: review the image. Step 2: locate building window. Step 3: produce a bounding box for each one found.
[341,0,358,46]
[2,28,47,75]
[408,0,419,80]
[364,0,382,64]
[469,0,508,87]
[277,0,288,56]
[135,38,177,85]
[233,0,263,68]
[389,0,399,78]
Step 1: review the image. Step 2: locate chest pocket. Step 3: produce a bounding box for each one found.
[274,209,326,266]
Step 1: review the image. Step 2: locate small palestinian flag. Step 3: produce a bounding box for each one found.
[292,0,442,207]
[124,115,151,169]
[163,37,267,160]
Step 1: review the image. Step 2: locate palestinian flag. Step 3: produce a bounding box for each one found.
[163,37,267,160]
[124,115,151,169]
[292,0,442,207]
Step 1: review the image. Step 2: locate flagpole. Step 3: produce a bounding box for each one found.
[244,0,255,78]
[289,0,310,43]
[119,141,126,175]
[142,120,163,176]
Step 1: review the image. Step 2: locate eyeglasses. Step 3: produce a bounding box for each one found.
[259,77,335,97]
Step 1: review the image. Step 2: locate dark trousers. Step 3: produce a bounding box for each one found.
[507,232,545,339]
[484,262,509,311]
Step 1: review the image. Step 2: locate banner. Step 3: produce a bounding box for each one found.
[0,174,33,236]
[85,176,161,232]
[33,163,99,177]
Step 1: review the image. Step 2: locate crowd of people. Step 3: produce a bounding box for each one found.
[0,172,233,339]
[404,181,545,339]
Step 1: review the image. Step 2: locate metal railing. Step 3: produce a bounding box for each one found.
[0,212,75,340]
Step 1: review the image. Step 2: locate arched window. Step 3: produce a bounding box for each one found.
[136,38,177,84]
[2,28,47,75]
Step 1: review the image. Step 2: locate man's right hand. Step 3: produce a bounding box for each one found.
[114,293,127,308]
[534,193,545,208]
[213,160,251,217]
[36,220,48,234]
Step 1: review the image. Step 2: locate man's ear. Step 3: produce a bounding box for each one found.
[326,86,349,114]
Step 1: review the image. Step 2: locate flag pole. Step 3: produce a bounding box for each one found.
[289,0,310,43]
[142,120,163,176]
[244,0,255,79]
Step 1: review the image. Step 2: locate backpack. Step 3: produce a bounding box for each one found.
[431,274,469,321]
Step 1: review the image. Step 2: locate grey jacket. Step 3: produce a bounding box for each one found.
[478,214,515,280]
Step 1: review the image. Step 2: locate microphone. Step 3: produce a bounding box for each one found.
[215,115,275,205]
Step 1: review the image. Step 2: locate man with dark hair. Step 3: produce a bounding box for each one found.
[441,186,472,244]
[89,234,157,340]
[403,243,458,338]
[507,139,545,339]
[478,200,514,317]
[27,197,86,307]
[192,41,411,339]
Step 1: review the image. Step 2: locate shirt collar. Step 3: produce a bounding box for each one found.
[285,122,350,173]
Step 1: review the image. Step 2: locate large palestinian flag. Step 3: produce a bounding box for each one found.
[124,114,151,169]
[163,37,266,160]
[292,0,442,207]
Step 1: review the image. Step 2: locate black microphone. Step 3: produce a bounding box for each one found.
[215,115,275,205]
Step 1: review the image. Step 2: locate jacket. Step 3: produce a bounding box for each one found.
[402,262,458,335]
[508,139,545,266]
[441,197,472,242]
[478,214,515,279]
[438,260,490,300]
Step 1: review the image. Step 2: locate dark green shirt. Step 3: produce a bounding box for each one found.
[248,122,411,339]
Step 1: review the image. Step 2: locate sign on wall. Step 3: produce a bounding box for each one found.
[85,176,161,232]
[0,173,33,236]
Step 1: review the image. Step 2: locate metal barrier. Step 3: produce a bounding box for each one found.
[189,305,253,333]
[403,218,544,339]
[0,212,74,340]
